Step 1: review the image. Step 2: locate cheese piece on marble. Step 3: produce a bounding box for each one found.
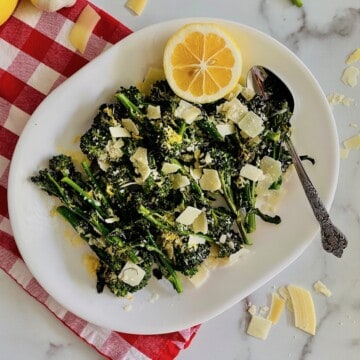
[341,66,360,87]
[287,285,316,335]
[246,315,272,340]
[126,0,148,15]
[346,48,360,65]
[69,5,100,54]
[344,133,360,149]
[267,292,285,324]
[313,280,332,297]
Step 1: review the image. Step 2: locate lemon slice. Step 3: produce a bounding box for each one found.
[0,0,19,26]
[163,23,242,104]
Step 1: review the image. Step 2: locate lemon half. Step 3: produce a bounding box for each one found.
[163,23,242,104]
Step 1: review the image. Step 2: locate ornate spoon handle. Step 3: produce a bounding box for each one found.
[285,137,347,257]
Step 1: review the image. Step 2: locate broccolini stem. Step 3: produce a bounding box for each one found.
[145,232,183,294]
[244,181,256,234]
[61,176,107,219]
[138,204,171,231]
[115,93,142,119]
[178,121,187,136]
[105,235,140,263]
[81,161,111,209]
[255,209,281,224]
[219,172,253,245]
[169,158,205,200]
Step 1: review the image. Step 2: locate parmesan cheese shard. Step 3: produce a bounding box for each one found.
[161,162,181,174]
[246,315,272,340]
[199,169,221,191]
[287,285,316,335]
[260,156,282,182]
[109,125,131,138]
[217,97,248,123]
[344,132,360,149]
[174,100,201,124]
[240,164,264,182]
[191,211,208,234]
[176,206,202,226]
[130,147,151,182]
[122,118,139,135]
[147,105,161,119]
[237,111,265,138]
[341,66,360,87]
[313,280,332,297]
[170,173,190,189]
[346,48,360,65]
[69,5,100,54]
[118,261,146,286]
[267,292,285,324]
[278,286,294,313]
[126,0,148,16]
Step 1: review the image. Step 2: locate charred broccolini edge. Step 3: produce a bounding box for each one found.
[31,80,293,298]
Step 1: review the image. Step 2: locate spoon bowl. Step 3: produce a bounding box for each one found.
[247,65,347,258]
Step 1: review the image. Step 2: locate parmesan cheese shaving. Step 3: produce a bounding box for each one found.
[199,169,221,191]
[240,164,264,182]
[287,285,316,335]
[176,206,202,226]
[344,132,360,149]
[126,0,148,16]
[237,111,264,138]
[346,48,360,65]
[313,280,332,297]
[246,315,272,340]
[341,66,360,87]
[267,292,285,324]
[69,5,100,54]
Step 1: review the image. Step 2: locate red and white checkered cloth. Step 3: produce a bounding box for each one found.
[0,1,200,359]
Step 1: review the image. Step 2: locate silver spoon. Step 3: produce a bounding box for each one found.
[247,65,347,258]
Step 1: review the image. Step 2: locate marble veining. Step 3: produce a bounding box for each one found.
[1,0,359,359]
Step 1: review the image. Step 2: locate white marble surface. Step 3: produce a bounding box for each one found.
[1,0,360,359]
